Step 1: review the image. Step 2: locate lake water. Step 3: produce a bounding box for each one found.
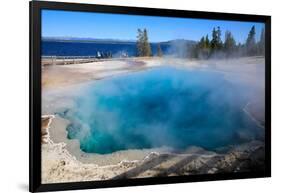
[59,66,262,154]
[42,41,171,57]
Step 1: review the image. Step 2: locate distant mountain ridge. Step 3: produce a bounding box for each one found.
[42,37,197,45]
[161,39,197,45]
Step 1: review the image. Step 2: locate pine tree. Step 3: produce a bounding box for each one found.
[210,27,223,53]
[193,35,212,59]
[205,35,210,48]
[211,27,217,51]
[137,29,152,57]
[258,28,265,56]
[199,36,205,49]
[217,26,223,50]
[143,29,152,56]
[224,31,236,57]
[246,26,257,56]
[136,29,144,56]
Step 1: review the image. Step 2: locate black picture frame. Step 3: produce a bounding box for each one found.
[30,1,271,192]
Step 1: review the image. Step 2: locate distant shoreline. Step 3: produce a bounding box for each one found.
[42,37,197,44]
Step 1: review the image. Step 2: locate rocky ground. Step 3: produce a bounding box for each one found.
[42,116,265,184]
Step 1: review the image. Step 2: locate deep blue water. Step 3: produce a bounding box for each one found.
[42,41,171,57]
[59,67,262,154]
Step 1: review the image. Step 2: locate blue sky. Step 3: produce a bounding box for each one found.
[42,10,264,44]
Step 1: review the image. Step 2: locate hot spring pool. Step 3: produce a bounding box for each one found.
[58,66,262,154]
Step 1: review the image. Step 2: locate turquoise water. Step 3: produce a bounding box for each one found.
[60,66,262,154]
